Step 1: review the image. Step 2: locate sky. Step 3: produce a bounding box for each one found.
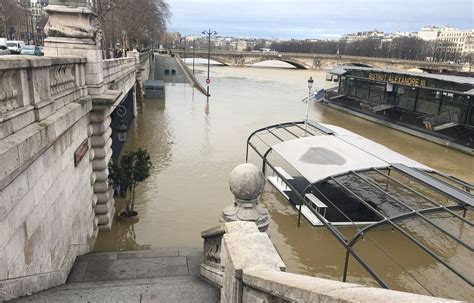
[165,0,474,39]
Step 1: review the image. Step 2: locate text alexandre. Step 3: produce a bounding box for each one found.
[368,73,427,87]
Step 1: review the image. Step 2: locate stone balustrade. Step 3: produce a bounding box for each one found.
[0,57,87,141]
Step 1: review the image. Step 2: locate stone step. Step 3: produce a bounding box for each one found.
[12,276,220,303]
[12,249,220,303]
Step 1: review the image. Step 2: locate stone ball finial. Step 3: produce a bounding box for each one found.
[229,163,265,201]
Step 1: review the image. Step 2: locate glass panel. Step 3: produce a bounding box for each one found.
[354,79,370,99]
[396,86,418,111]
[416,89,442,114]
[440,93,468,124]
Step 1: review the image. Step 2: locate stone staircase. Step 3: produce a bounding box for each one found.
[12,248,220,303]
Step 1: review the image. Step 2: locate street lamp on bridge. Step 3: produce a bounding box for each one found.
[202,29,217,98]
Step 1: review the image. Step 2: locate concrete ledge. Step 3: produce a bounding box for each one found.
[243,270,460,303]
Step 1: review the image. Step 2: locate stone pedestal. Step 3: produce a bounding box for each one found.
[221,163,270,232]
[44,5,106,96]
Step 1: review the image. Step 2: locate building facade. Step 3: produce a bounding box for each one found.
[435,27,473,62]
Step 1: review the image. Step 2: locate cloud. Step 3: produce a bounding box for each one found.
[166,0,474,38]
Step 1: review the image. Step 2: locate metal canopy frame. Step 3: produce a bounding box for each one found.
[246,121,473,293]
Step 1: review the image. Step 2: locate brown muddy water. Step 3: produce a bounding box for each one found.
[94,62,473,300]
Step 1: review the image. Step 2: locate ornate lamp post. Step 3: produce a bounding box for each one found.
[112,104,128,142]
[305,76,314,123]
[202,29,217,97]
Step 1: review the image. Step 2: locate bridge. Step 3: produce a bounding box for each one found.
[0,3,152,299]
[174,49,463,71]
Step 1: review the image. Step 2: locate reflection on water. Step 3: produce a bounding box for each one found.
[94,63,473,300]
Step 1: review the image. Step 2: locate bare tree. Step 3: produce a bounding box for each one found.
[0,0,27,39]
[92,0,170,57]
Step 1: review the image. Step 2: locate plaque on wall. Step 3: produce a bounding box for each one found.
[74,139,89,167]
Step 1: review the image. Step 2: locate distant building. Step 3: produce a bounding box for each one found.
[12,0,48,43]
[417,26,442,41]
[342,30,384,42]
[435,27,473,61]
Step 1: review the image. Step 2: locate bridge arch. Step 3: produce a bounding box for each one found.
[245,57,310,69]
[180,53,232,66]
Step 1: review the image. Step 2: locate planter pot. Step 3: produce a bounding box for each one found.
[118,210,139,222]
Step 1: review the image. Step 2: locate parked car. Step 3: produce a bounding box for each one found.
[20,45,42,56]
[39,46,44,56]
[6,40,25,54]
[0,45,11,55]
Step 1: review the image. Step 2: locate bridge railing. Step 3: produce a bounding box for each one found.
[102,57,136,87]
[172,49,462,69]
[0,56,87,141]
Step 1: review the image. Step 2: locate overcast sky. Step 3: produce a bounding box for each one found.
[166,0,473,39]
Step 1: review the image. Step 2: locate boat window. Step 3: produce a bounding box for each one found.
[353,79,370,99]
[396,86,418,111]
[440,93,468,124]
[416,89,442,114]
[435,79,454,91]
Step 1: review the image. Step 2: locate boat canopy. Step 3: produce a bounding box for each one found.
[272,123,429,184]
[246,120,473,294]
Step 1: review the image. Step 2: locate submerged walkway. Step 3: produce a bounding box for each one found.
[13,248,220,303]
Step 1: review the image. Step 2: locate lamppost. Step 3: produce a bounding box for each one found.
[111,104,128,142]
[202,29,217,97]
[305,77,314,124]
[192,39,196,75]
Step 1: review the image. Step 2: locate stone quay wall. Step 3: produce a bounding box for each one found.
[0,56,97,300]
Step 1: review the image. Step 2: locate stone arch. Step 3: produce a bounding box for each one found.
[245,57,310,69]
[179,53,232,66]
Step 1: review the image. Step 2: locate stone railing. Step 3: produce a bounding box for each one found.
[201,225,225,287]
[102,57,136,90]
[0,56,87,141]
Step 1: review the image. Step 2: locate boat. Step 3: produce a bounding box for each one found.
[247,120,473,226]
[246,120,473,292]
[322,66,474,155]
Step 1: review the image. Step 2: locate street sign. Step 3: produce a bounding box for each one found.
[206,78,211,86]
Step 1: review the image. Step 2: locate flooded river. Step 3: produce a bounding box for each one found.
[94,61,473,300]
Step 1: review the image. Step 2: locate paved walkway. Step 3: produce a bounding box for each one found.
[13,248,220,303]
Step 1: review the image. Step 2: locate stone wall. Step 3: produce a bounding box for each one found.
[0,57,97,300]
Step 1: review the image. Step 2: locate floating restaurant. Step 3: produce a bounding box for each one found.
[324,66,474,154]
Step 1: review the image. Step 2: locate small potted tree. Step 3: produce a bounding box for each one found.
[109,148,153,222]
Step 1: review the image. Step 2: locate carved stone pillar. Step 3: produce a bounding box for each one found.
[221,163,270,232]
[90,106,115,230]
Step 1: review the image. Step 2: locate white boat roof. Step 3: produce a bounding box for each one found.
[272,123,430,184]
